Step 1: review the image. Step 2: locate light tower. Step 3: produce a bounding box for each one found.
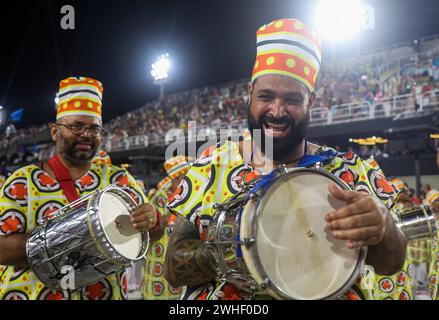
[151,53,171,101]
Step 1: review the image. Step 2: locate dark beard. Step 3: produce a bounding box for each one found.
[248,111,309,163]
[58,133,98,164]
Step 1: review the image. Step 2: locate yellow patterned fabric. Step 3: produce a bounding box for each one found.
[0,175,6,189]
[142,184,182,300]
[407,239,432,265]
[370,258,415,300]
[0,162,146,300]
[169,141,414,300]
[92,150,112,166]
[428,217,439,299]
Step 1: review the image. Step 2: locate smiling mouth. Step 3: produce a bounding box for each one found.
[263,120,290,135]
[75,143,93,151]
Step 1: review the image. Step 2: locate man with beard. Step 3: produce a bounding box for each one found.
[0,77,162,300]
[164,19,408,300]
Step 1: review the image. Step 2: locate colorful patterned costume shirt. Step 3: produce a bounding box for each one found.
[169,141,414,300]
[0,162,146,300]
[142,186,182,300]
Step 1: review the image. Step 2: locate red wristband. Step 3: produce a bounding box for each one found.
[150,209,162,231]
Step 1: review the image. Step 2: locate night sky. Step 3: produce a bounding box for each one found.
[1,0,439,128]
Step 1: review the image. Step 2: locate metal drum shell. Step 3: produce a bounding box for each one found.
[208,192,258,292]
[395,205,436,240]
[208,167,368,300]
[26,187,149,290]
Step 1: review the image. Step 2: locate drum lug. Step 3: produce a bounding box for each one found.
[259,278,270,290]
[248,193,259,200]
[213,203,223,210]
[276,164,288,174]
[242,238,255,247]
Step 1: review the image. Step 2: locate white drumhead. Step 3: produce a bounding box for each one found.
[255,171,360,299]
[99,191,142,260]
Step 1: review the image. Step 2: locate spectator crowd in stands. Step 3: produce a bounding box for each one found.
[1,37,439,165]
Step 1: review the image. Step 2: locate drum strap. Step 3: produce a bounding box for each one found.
[47,155,80,203]
[298,148,338,167]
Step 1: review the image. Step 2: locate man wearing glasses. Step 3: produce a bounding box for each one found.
[0,77,163,300]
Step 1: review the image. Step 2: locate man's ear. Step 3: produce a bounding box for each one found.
[307,91,317,109]
[248,81,253,99]
[50,123,58,142]
[247,81,254,107]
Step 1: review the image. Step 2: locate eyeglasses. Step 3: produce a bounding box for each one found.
[56,123,105,137]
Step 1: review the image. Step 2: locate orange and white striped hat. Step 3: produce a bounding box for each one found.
[426,189,439,205]
[164,156,191,179]
[157,176,172,192]
[391,178,408,192]
[56,77,103,120]
[252,18,322,92]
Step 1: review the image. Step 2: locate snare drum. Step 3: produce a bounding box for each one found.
[26,186,149,290]
[208,167,367,300]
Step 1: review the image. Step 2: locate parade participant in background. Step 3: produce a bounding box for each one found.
[0,77,162,300]
[164,18,407,300]
[142,156,191,300]
[426,189,439,299]
[391,178,413,211]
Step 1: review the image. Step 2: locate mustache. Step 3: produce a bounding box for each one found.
[73,139,95,145]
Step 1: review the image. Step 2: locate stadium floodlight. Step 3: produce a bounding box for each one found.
[151,53,171,82]
[314,0,363,42]
[151,53,171,100]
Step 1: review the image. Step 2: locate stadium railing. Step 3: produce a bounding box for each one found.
[105,90,439,152]
[310,89,439,126]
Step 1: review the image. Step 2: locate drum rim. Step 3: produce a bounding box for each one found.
[248,167,367,300]
[87,186,149,263]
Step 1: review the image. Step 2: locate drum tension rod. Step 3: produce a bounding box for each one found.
[207,238,255,247]
[213,203,223,210]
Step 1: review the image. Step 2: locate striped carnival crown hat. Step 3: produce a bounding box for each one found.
[426,189,439,205]
[163,156,191,179]
[391,178,408,192]
[157,176,172,192]
[56,77,103,120]
[252,18,322,92]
